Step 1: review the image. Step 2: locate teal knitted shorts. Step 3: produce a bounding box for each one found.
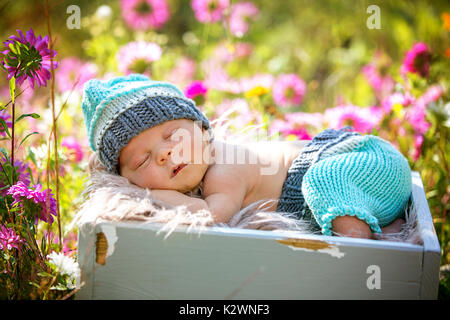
[301,134,412,236]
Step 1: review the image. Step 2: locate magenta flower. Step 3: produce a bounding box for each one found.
[0,109,12,137]
[7,181,57,225]
[191,0,229,23]
[324,105,382,134]
[184,80,208,99]
[56,57,98,93]
[272,74,306,107]
[0,225,24,251]
[61,136,84,163]
[228,2,259,37]
[1,28,58,89]
[121,0,170,30]
[117,41,162,76]
[401,42,431,78]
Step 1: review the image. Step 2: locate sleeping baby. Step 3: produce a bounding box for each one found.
[81,74,412,239]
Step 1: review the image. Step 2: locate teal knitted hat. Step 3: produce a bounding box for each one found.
[81,74,212,174]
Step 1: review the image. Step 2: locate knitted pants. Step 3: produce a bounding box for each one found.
[277,127,412,236]
[302,134,412,236]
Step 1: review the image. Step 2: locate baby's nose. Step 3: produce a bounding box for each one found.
[156,147,172,165]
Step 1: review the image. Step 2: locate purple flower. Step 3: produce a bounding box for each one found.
[0,225,24,251]
[0,157,31,196]
[191,0,229,23]
[272,74,306,107]
[401,42,431,78]
[116,41,162,76]
[56,57,98,93]
[228,2,259,37]
[1,28,58,89]
[121,0,170,30]
[7,181,57,225]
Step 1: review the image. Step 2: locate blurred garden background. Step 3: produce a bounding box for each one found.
[0,0,449,299]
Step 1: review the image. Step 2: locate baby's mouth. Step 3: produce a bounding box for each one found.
[171,163,187,178]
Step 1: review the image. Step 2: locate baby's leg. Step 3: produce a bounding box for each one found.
[332,215,374,239]
[301,134,412,238]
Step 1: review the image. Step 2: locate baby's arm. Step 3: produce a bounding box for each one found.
[150,172,247,223]
[150,189,209,213]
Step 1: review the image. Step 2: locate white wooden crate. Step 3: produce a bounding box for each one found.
[75,171,441,299]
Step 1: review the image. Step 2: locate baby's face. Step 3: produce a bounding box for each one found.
[119,119,212,193]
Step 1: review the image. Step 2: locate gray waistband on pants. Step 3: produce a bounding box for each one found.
[276,126,361,229]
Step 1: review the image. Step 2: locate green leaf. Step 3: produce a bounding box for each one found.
[18,132,39,149]
[0,147,9,162]
[9,76,15,104]
[0,118,11,139]
[15,113,40,124]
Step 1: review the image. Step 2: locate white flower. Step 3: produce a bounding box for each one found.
[47,251,80,289]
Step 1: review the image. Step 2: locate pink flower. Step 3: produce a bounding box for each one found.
[416,85,443,108]
[165,56,196,88]
[117,41,162,76]
[268,119,313,140]
[191,0,229,23]
[413,134,424,162]
[121,0,170,30]
[1,28,58,89]
[272,74,306,107]
[382,92,415,114]
[214,98,262,129]
[324,105,382,134]
[228,2,259,37]
[401,42,431,77]
[0,225,24,251]
[56,57,98,93]
[61,136,84,163]
[184,80,208,99]
[7,181,57,225]
[404,104,430,135]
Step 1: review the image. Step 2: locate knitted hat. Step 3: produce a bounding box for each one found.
[81,74,212,174]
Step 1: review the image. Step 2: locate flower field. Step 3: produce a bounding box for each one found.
[0,0,449,299]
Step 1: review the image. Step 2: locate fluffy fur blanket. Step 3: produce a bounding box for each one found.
[72,152,422,244]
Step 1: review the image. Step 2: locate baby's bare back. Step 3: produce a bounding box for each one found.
[202,140,309,212]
